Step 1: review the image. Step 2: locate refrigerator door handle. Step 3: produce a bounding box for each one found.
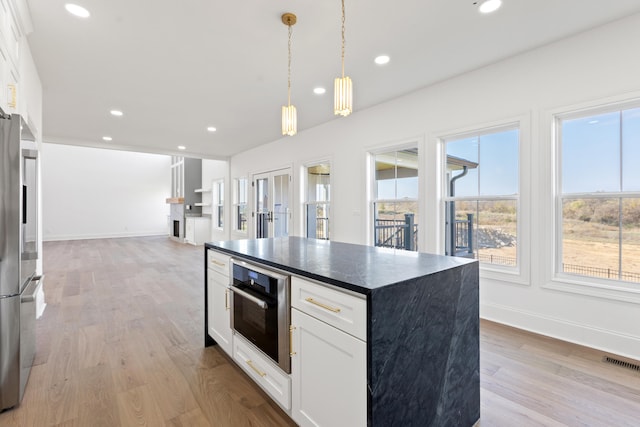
[21,276,42,303]
[22,185,27,224]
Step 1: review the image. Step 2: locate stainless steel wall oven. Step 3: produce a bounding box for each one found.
[230,259,291,373]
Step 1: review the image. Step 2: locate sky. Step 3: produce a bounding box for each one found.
[562,108,640,193]
[446,128,519,197]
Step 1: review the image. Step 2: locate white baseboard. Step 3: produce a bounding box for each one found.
[481,302,640,361]
[43,231,169,242]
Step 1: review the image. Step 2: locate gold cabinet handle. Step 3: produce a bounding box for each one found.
[305,297,341,313]
[211,259,225,267]
[224,289,230,311]
[289,325,296,356]
[246,360,266,377]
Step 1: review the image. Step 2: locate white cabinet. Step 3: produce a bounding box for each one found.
[207,252,232,356]
[291,278,367,427]
[233,334,291,410]
[185,217,210,245]
[291,276,367,341]
[207,249,230,275]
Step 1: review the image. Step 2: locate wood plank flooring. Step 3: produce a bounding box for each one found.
[0,236,638,426]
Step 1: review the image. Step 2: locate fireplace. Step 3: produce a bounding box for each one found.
[169,203,184,242]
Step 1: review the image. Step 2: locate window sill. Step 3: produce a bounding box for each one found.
[480,264,529,286]
[544,275,640,304]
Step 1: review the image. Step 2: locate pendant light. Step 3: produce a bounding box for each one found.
[334,0,352,116]
[282,13,297,136]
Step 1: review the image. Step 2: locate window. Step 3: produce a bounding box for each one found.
[444,126,519,267]
[372,148,419,251]
[305,163,331,240]
[215,180,224,228]
[557,105,640,284]
[233,178,248,232]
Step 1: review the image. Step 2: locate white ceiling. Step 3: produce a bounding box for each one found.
[25,0,640,159]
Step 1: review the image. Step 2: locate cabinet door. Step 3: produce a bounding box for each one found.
[291,308,367,427]
[207,270,232,355]
[184,218,194,243]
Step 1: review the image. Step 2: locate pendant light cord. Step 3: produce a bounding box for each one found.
[288,23,292,107]
[341,0,346,78]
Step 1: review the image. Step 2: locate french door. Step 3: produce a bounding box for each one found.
[254,168,292,238]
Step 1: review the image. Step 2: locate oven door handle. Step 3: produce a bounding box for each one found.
[230,286,268,310]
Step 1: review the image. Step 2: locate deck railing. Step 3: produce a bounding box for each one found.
[562,263,640,283]
[455,214,474,255]
[374,214,418,251]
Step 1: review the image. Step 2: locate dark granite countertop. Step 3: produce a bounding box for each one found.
[206,237,476,295]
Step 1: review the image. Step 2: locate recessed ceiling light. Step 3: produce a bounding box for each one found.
[588,120,599,125]
[207,126,217,132]
[374,55,390,65]
[110,110,123,117]
[178,145,186,150]
[102,136,112,141]
[476,0,502,14]
[313,87,326,95]
[65,3,90,18]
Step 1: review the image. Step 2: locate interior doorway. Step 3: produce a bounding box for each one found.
[253,168,292,238]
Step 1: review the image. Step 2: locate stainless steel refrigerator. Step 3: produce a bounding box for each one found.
[0,111,41,412]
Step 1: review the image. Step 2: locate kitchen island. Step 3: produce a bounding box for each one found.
[205,237,479,427]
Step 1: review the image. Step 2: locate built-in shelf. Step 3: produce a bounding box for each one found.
[194,188,212,193]
[195,202,212,207]
[166,197,184,204]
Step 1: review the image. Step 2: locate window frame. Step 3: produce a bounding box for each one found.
[553,100,640,292]
[214,179,224,229]
[437,116,531,286]
[369,143,420,252]
[232,177,248,234]
[303,161,332,240]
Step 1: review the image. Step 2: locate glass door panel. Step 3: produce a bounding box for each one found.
[256,176,270,238]
[254,169,291,239]
[273,173,289,238]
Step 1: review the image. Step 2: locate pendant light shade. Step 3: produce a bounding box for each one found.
[334,0,352,116]
[334,76,352,117]
[281,13,297,136]
[282,104,297,136]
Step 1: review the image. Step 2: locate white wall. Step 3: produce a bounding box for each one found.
[41,143,171,241]
[229,14,640,359]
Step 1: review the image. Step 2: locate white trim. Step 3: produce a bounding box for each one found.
[443,194,518,202]
[43,231,168,242]
[551,98,640,297]
[481,302,640,361]
[435,114,531,286]
[302,159,332,240]
[434,116,524,144]
[543,278,640,303]
[368,140,421,252]
[214,179,225,230]
[231,177,248,234]
[251,166,294,239]
[440,121,521,142]
[554,97,640,121]
[561,191,640,199]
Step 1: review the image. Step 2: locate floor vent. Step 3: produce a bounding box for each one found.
[603,356,640,372]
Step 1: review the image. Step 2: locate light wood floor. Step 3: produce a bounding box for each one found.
[0,236,638,426]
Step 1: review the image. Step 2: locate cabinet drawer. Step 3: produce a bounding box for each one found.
[207,250,230,276]
[233,335,291,410]
[291,277,367,341]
